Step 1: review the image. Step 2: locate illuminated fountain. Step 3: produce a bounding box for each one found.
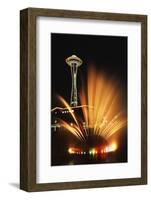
[58,65,127,154]
[51,58,127,160]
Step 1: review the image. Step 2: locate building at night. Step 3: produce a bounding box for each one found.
[51,105,93,132]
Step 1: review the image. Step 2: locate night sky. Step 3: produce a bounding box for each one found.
[51,33,127,109]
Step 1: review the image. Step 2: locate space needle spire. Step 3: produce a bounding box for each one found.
[66,55,83,107]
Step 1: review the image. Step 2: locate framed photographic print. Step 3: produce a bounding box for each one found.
[20,8,147,191]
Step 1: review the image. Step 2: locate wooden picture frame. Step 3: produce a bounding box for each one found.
[20,7,147,192]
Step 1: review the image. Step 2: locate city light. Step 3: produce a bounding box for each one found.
[106,142,117,152]
[68,143,118,156]
[89,150,92,155]
[68,147,74,154]
[92,149,95,155]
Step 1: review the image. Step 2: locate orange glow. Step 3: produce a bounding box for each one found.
[105,141,118,153]
[68,147,74,154]
[68,147,81,154]
[57,65,127,142]
[80,66,127,139]
[110,141,118,151]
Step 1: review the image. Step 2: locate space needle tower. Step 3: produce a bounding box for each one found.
[66,55,83,107]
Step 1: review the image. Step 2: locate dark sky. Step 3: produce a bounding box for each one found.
[51,33,127,109]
